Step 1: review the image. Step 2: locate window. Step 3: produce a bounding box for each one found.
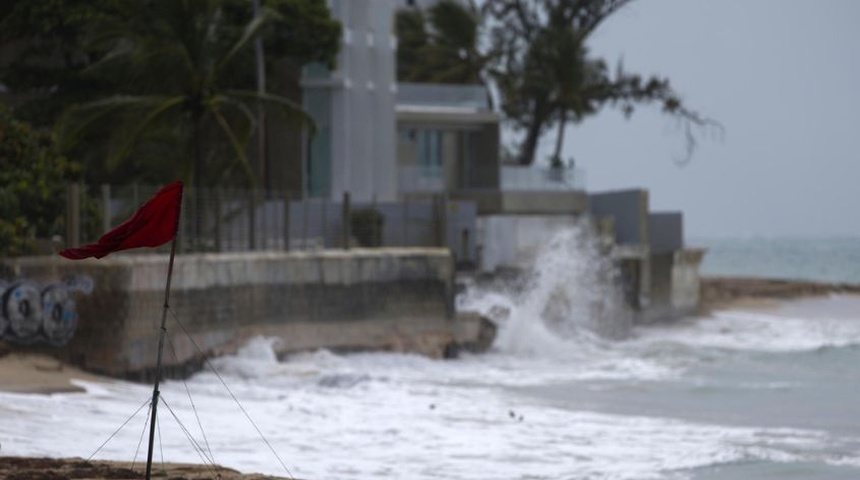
[304,62,330,80]
[417,130,442,177]
[305,90,332,197]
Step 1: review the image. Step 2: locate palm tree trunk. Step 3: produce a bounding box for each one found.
[518,101,550,165]
[519,124,540,165]
[193,115,204,243]
[552,109,568,164]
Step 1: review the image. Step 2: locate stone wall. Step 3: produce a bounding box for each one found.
[0,249,487,378]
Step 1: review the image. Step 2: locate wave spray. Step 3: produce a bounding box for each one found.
[461,223,632,357]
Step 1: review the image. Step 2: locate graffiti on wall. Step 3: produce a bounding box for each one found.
[0,276,93,346]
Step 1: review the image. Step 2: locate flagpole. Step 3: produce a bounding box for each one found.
[145,236,178,480]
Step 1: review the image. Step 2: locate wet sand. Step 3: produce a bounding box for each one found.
[700,275,860,313]
[0,456,289,480]
[0,348,109,394]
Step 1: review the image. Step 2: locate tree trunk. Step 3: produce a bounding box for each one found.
[193,115,204,243]
[518,101,550,165]
[552,109,568,164]
[519,121,541,165]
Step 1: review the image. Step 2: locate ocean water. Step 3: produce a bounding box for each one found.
[2,231,860,480]
[694,236,860,284]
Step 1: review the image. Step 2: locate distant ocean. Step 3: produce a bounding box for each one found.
[2,230,859,480]
[693,236,860,285]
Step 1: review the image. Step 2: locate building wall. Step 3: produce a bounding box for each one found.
[0,249,488,377]
[649,252,673,307]
[478,215,579,272]
[395,107,501,194]
[588,189,650,246]
[305,0,398,201]
[649,212,684,254]
[671,249,706,313]
[265,60,304,195]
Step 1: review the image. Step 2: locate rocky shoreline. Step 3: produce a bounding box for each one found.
[700,275,860,313]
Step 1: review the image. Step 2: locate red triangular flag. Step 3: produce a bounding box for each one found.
[60,181,184,260]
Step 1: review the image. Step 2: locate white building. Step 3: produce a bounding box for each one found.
[302,0,399,202]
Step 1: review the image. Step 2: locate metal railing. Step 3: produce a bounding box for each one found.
[397,83,490,110]
[501,166,586,191]
[397,165,445,193]
[65,185,479,264]
[396,164,587,194]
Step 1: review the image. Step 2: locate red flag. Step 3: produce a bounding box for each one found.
[60,181,184,260]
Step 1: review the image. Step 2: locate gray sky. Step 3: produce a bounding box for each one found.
[531,0,860,238]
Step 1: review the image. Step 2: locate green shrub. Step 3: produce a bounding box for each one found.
[350,208,384,247]
[0,106,96,256]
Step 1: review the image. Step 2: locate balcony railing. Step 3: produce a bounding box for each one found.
[398,165,445,193]
[397,83,490,110]
[398,164,586,193]
[501,166,586,191]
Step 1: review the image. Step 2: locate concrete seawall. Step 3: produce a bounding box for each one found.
[1,249,492,378]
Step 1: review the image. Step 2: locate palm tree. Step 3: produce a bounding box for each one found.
[58,0,312,190]
[488,0,717,166]
[397,0,497,99]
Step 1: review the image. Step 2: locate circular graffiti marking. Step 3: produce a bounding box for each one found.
[2,281,43,342]
[41,284,78,346]
[1,276,91,346]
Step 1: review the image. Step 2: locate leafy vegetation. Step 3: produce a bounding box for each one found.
[398,0,717,166]
[396,0,493,87]
[0,106,97,256]
[1,0,341,187]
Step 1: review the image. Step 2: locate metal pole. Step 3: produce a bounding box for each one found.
[342,191,351,250]
[145,237,178,480]
[101,184,111,233]
[283,193,291,251]
[249,189,257,250]
[252,0,267,189]
[66,183,81,248]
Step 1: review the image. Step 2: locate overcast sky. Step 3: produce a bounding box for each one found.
[528,0,860,238]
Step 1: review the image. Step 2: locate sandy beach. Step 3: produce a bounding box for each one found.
[2,275,859,479]
[699,275,860,312]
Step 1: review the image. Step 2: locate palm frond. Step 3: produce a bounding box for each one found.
[57,95,178,150]
[224,89,316,135]
[106,95,186,170]
[211,108,256,187]
[214,7,276,79]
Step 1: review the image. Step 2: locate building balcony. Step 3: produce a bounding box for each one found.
[398,165,445,193]
[397,83,490,111]
[500,166,586,191]
[398,163,588,215]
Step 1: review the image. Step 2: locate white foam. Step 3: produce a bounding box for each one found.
[633,307,860,353]
[461,225,632,360]
[1,352,851,480]
[5,230,860,479]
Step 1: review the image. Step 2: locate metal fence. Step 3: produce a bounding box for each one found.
[66,184,478,265]
[500,165,586,191]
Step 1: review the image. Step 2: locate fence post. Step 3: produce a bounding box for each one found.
[461,228,470,263]
[435,193,448,248]
[214,189,222,252]
[178,186,186,253]
[100,184,111,233]
[301,197,309,250]
[322,197,329,248]
[282,193,291,251]
[342,191,351,250]
[248,189,256,250]
[402,199,409,246]
[66,183,81,247]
